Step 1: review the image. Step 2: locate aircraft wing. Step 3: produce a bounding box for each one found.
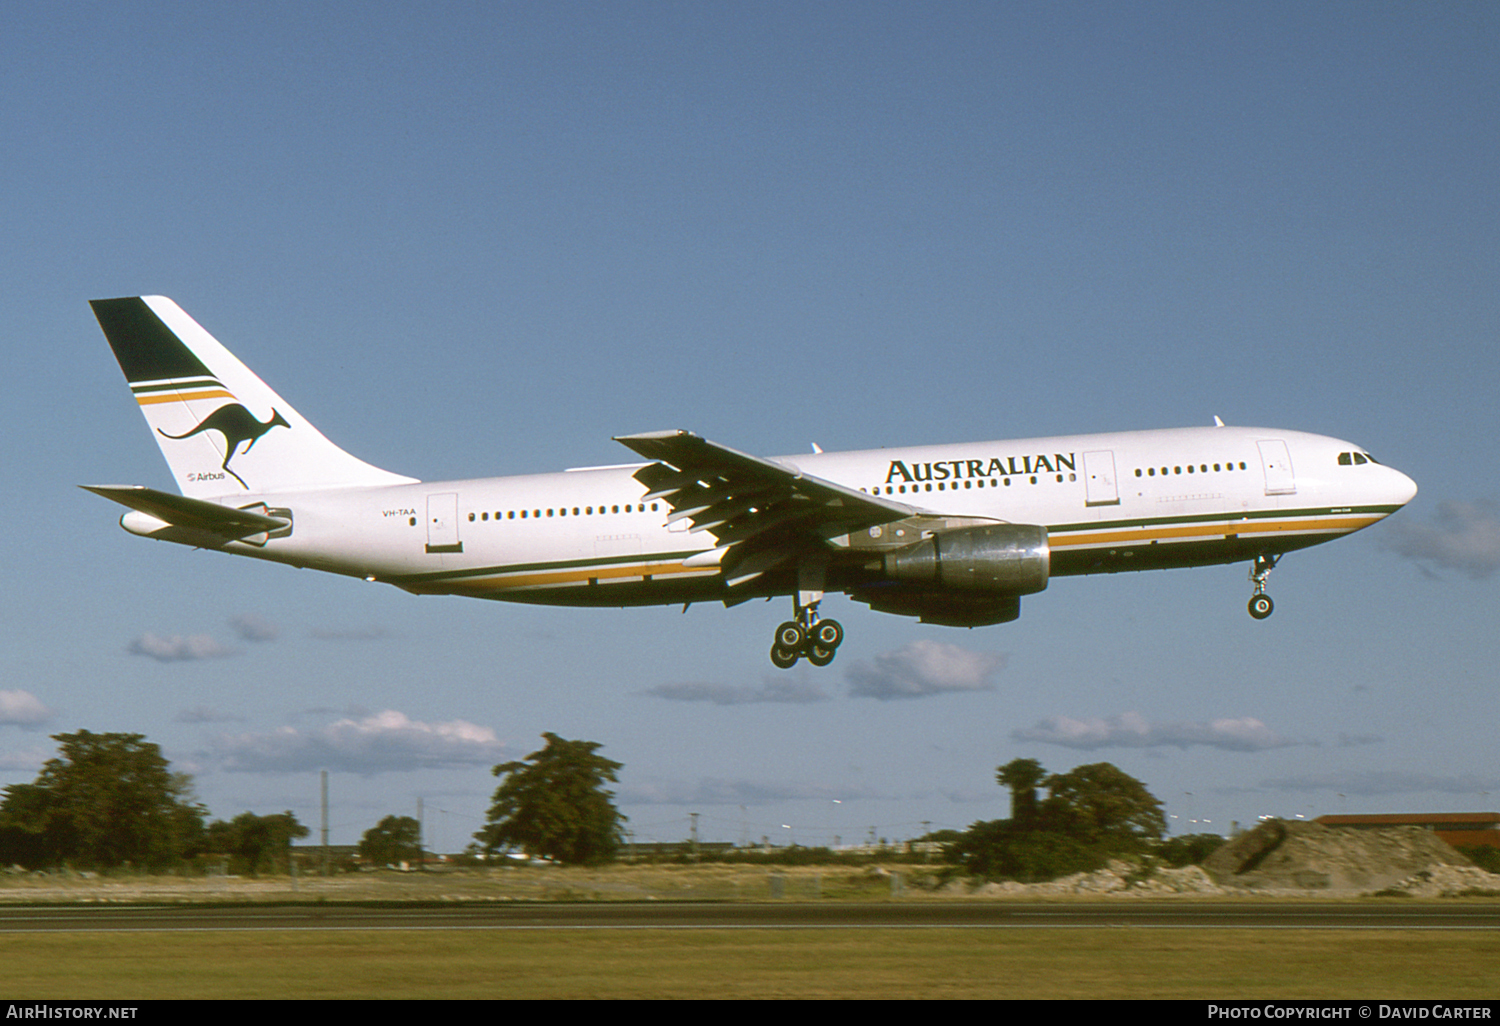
[81,485,289,538]
[614,430,916,587]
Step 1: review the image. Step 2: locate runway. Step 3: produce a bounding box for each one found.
[0,900,1496,933]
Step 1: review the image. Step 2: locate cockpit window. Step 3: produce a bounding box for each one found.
[1339,451,1380,466]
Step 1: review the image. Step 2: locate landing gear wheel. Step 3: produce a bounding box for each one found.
[806,644,836,667]
[770,594,843,669]
[812,619,844,649]
[1246,554,1280,622]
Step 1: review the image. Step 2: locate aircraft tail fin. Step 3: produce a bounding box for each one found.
[90,297,417,498]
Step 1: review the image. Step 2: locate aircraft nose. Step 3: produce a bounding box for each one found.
[1385,465,1418,507]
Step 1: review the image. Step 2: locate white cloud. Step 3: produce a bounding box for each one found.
[642,676,828,705]
[1381,499,1500,579]
[0,745,50,772]
[127,633,235,662]
[213,709,507,775]
[845,640,1006,700]
[0,690,51,726]
[1013,711,1306,752]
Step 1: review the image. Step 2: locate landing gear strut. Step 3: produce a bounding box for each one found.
[1247,554,1279,620]
[770,600,844,669]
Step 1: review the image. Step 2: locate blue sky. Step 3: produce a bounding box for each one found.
[3,1,1497,851]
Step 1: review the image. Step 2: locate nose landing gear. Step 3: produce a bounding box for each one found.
[1247,554,1279,620]
[770,601,844,668]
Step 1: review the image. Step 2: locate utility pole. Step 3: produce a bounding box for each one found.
[320,770,329,876]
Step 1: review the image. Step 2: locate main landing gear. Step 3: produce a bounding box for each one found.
[770,601,845,669]
[770,559,845,668]
[1247,553,1279,620]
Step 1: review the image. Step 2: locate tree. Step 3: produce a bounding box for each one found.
[204,811,309,876]
[996,758,1046,828]
[359,815,422,867]
[947,818,1101,882]
[476,732,626,866]
[0,731,206,870]
[1457,845,1500,875]
[1159,832,1227,868]
[946,759,1167,882]
[1039,762,1166,852]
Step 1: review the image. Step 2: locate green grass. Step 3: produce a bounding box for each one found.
[4,929,1498,999]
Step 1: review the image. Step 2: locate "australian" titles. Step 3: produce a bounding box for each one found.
[885,452,1076,484]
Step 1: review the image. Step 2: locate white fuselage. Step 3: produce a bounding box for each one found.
[208,424,1416,607]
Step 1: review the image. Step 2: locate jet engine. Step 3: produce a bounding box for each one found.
[852,523,1049,627]
[880,523,1049,594]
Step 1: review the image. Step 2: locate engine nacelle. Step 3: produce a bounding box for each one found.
[857,590,1023,628]
[880,523,1049,596]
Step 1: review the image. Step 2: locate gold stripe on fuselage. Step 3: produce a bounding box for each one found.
[1051,514,1382,550]
[404,559,712,595]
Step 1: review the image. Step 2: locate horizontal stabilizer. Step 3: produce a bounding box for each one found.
[80,485,288,537]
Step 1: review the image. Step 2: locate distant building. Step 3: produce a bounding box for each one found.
[1315,812,1500,849]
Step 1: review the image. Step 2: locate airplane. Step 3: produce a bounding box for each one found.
[85,296,1419,668]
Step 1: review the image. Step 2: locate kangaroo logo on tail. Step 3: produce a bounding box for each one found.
[159,404,290,489]
[92,296,418,498]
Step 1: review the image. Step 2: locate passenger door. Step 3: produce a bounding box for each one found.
[425,492,463,553]
[1082,450,1120,506]
[1257,440,1296,496]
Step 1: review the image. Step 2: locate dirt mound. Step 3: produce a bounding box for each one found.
[978,863,1224,896]
[1203,818,1476,893]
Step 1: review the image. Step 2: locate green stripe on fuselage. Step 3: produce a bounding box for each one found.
[1046,503,1402,536]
